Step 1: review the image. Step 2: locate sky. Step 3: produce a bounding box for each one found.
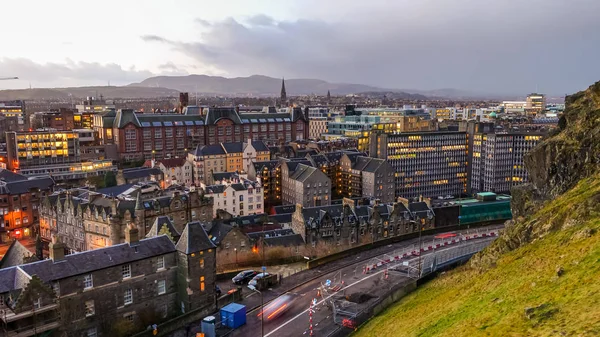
[1,0,600,95]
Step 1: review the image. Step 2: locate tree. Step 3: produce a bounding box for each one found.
[104,171,117,188]
[158,224,175,242]
[86,175,105,189]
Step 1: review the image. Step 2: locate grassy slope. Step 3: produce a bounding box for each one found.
[354,175,600,337]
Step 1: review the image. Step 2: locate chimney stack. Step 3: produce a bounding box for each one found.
[49,236,65,262]
[125,223,140,246]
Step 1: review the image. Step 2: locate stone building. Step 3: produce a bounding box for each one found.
[291,198,434,247]
[339,154,395,203]
[39,189,213,253]
[281,161,331,207]
[145,158,194,188]
[0,222,217,337]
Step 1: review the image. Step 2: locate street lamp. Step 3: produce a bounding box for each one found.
[234,247,238,266]
[248,285,264,337]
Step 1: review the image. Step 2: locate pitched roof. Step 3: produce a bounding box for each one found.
[213,172,238,181]
[114,109,140,128]
[363,158,385,173]
[205,107,242,125]
[0,169,27,183]
[205,185,226,194]
[122,167,163,180]
[252,161,279,173]
[159,158,188,168]
[230,183,246,191]
[272,205,296,214]
[194,144,226,156]
[222,142,244,154]
[176,222,216,254]
[268,213,292,224]
[289,164,322,183]
[96,183,135,197]
[1,176,54,195]
[19,236,175,283]
[0,240,37,269]
[251,140,269,152]
[145,216,181,240]
[265,234,305,247]
[208,222,234,245]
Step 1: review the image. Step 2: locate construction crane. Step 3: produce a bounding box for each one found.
[0,77,18,80]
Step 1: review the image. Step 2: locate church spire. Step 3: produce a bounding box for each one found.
[280,77,287,107]
[327,90,331,104]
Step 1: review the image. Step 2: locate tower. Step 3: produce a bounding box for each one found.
[134,191,146,236]
[280,78,287,108]
[327,90,331,104]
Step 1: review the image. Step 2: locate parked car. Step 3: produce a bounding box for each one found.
[232,270,258,285]
[248,272,271,287]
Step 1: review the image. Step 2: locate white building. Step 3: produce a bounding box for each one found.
[146,157,194,187]
[204,178,263,217]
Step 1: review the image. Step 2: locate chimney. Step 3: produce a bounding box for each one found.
[125,223,140,246]
[49,236,65,262]
[111,197,117,216]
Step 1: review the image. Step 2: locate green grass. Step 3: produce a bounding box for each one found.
[354,176,600,337]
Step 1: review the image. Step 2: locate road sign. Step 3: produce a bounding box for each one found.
[262,266,266,272]
[402,261,409,266]
[325,279,331,287]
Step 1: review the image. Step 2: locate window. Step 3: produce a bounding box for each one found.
[52,282,60,296]
[124,289,133,305]
[23,216,28,224]
[125,129,136,140]
[84,274,93,289]
[269,124,275,132]
[87,328,97,337]
[158,280,166,295]
[85,300,95,317]
[124,312,134,322]
[122,264,131,279]
[200,259,204,268]
[143,129,151,139]
[144,141,152,151]
[176,128,184,137]
[155,140,163,150]
[161,304,168,318]
[200,276,205,291]
[33,298,41,309]
[166,138,174,149]
[177,138,184,149]
[157,256,165,270]
[126,140,137,152]
[165,128,173,138]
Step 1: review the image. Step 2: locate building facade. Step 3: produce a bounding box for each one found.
[6,131,116,182]
[205,179,264,217]
[146,158,194,188]
[39,189,213,253]
[0,222,216,337]
[471,132,544,194]
[369,131,469,199]
[281,162,331,207]
[339,155,395,204]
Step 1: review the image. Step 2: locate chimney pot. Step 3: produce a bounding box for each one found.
[126,223,140,246]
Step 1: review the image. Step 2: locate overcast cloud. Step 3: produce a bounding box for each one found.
[142,0,600,95]
[2,0,600,95]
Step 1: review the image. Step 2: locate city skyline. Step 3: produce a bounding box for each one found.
[1,0,599,95]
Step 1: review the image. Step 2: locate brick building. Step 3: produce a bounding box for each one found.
[0,222,216,337]
[104,107,308,162]
[0,170,54,243]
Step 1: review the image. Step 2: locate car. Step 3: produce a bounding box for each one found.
[232,270,258,285]
[248,272,271,287]
[257,294,297,321]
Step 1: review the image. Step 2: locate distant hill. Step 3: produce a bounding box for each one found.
[0,86,180,100]
[130,74,425,99]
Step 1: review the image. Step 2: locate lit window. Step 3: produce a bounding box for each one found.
[200,276,205,292]
[158,280,166,295]
[85,300,95,317]
[84,274,93,289]
[122,264,131,279]
[200,259,205,268]
[124,289,133,305]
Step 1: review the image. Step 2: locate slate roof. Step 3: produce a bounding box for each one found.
[272,205,296,214]
[114,109,140,128]
[409,202,431,213]
[246,229,294,240]
[205,107,242,125]
[264,234,305,247]
[19,236,176,283]
[0,268,17,293]
[230,183,246,191]
[0,240,37,270]
[363,158,385,173]
[352,157,372,171]
[176,221,216,254]
[145,216,181,240]
[0,176,54,195]
[122,167,163,180]
[343,152,363,164]
[96,184,135,197]
[307,154,328,167]
[268,213,292,224]
[208,222,234,245]
[0,169,27,183]
[193,144,226,156]
[205,185,226,194]
[251,140,269,152]
[289,164,320,182]
[253,161,279,173]
[222,142,244,154]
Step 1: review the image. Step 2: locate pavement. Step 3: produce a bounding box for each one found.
[168,225,503,337]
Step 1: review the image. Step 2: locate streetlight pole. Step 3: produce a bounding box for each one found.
[234,247,238,267]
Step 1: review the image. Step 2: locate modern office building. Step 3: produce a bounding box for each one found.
[369,131,469,199]
[0,100,26,129]
[526,93,546,113]
[470,132,544,194]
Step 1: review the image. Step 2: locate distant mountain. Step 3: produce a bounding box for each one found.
[130,74,425,99]
[0,86,180,101]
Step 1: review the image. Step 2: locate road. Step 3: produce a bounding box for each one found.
[224,226,501,337]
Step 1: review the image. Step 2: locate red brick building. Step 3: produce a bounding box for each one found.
[106,107,309,161]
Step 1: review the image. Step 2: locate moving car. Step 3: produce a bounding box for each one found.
[232,270,258,285]
[248,272,271,287]
[257,294,297,321]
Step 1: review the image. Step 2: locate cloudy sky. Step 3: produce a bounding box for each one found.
[1,0,599,95]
